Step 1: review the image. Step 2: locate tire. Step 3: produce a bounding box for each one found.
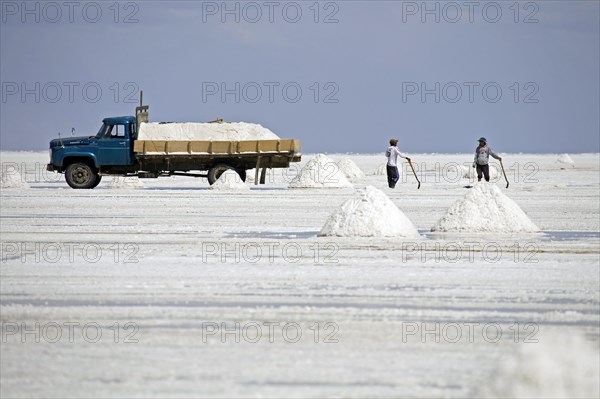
[90,175,102,188]
[237,169,247,182]
[207,164,246,185]
[65,162,99,189]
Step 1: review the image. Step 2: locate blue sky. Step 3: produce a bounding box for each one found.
[1,0,599,153]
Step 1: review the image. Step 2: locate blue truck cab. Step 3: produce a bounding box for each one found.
[48,116,137,188]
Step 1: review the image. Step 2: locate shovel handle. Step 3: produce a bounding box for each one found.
[407,159,421,189]
[500,159,509,188]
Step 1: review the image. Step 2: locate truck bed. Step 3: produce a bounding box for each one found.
[133,139,300,155]
[132,139,301,176]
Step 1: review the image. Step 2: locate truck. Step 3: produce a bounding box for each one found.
[47,94,301,189]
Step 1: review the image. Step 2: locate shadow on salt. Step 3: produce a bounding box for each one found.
[224,231,320,239]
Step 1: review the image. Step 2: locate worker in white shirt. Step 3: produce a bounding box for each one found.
[385,138,411,189]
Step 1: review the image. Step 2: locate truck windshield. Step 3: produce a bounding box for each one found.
[95,123,112,138]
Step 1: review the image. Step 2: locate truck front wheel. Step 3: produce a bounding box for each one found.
[65,162,99,189]
[207,164,246,185]
[90,175,102,188]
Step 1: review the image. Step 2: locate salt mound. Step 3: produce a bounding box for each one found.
[105,176,143,189]
[373,163,387,175]
[462,164,499,180]
[210,170,249,190]
[319,186,420,237]
[337,158,365,181]
[138,122,279,141]
[431,182,539,233]
[289,154,353,188]
[0,171,28,189]
[477,333,599,398]
[556,153,575,168]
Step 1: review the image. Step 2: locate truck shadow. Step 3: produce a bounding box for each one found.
[141,187,290,191]
[224,231,320,239]
[28,185,290,191]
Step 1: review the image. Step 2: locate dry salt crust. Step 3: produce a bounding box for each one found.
[319,186,420,238]
[0,171,28,189]
[477,332,599,398]
[1,151,599,399]
[431,182,539,233]
[137,122,279,141]
[209,170,249,190]
[556,153,575,168]
[104,176,144,189]
[336,158,366,182]
[288,154,353,188]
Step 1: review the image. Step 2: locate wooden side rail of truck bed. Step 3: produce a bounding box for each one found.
[132,139,301,185]
[133,139,300,155]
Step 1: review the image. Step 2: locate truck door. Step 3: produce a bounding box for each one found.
[98,124,132,166]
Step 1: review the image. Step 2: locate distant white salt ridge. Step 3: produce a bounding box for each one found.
[319,186,420,237]
[138,122,279,141]
[289,154,353,188]
[477,333,599,398]
[431,182,539,233]
[556,153,575,168]
[210,170,249,190]
[0,171,28,189]
[337,158,365,181]
[105,176,144,189]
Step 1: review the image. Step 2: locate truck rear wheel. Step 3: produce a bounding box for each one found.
[207,164,246,185]
[65,162,99,189]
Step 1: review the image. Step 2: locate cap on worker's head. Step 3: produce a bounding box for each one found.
[478,137,487,143]
[389,138,398,146]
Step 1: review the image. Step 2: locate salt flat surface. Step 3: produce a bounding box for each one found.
[1,152,599,398]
